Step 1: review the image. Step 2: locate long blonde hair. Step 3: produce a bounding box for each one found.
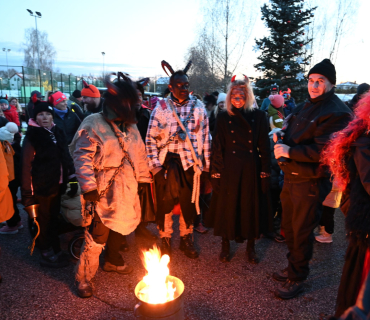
[225,79,254,116]
[9,97,22,113]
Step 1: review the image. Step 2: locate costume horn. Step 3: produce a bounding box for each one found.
[82,80,89,88]
[117,72,132,84]
[183,60,192,74]
[161,60,175,76]
[287,88,291,94]
[243,74,250,83]
[137,77,150,87]
[104,74,120,96]
[231,75,236,82]
[279,90,283,95]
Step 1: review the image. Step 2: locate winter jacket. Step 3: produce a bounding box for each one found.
[0,146,14,222]
[260,97,271,112]
[53,107,82,144]
[69,105,152,236]
[268,104,284,129]
[67,97,85,120]
[21,121,75,207]
[284,98,296,117]
[0,116,9,128]
[0,141,15,181]
[25,100,35,123]
[136,105,151,143]
[3,105,20,126]
[281,89,352,182]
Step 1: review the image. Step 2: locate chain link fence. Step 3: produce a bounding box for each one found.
[0,65,105,103]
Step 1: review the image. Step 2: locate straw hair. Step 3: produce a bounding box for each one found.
[225,80,255,116]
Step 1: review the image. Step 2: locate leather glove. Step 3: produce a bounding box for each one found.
[67,177,79,197]
[83,189,100,202]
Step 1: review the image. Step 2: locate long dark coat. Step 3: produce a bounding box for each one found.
[208,107,272,240]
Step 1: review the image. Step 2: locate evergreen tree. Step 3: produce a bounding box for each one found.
[253,0,316,103]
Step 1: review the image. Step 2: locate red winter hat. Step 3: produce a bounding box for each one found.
[81,80,100,98]
[269,94,285,109]
[49,91,67,106]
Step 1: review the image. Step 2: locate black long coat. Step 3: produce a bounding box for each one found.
[209,107,272,240]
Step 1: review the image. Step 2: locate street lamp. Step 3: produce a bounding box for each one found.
[102,52,105,77]
[27,9,42,70]
[2,48,11,78]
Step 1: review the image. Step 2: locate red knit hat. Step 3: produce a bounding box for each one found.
[81,81,100,98]
[269,94,285,109]
[49,91,67,106]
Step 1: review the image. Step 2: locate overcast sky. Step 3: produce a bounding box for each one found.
[0,0,369,83]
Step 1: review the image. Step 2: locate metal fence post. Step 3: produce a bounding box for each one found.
[22,66,26,104]
[60,74,63,93]
[51,71,53,92]
[39,68,42,92]
[69,75,71,95]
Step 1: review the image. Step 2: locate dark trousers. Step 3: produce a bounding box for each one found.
[281,179,329,281]
[34,192,62,252]
[319,205,336,234]
[89,214,125,266]
[7,179,21,227]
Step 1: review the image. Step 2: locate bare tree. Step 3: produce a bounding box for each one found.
[23,28,56,71]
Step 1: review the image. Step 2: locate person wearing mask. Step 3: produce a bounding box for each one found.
[81,81,103,117]
[272,59,352,299]
[203,94,217,118]
[0,96,20,127]
[209,75,271,264]
[70,74,152,298]
[346,83,370,111]
[26,91,44,122]
[260,84,279,112]
[21,97,77,268]
[146,60,211,259]
[50,91,81,145]
[67,90,84,120]
[209,93,226,135]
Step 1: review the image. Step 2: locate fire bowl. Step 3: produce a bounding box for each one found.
[134,275,185,319]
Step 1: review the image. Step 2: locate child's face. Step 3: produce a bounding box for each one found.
[0,103,8,111]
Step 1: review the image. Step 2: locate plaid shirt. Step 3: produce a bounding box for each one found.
[146,98,211,172]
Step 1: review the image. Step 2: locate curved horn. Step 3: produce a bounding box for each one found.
[287,88,291,94]
[243,74,250,83]
[161,60,174,76]
[5,94,8,100]
[104,74,120,96]
[137,77,150,87]
[183,60,192,74]
[231,75,236,83]
[279,90,283,95]
[117,72,132,84]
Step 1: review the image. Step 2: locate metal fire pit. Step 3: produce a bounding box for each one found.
[134,276,185,320]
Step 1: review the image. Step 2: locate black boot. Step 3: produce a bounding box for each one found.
[246,239,259,264]
[135,222,157,240]
[119,236,129,252]
[180,234,199,259]
[40,248,69,268]
[77,281,93,298]
[219,237,230,262]
[161,237,171,257]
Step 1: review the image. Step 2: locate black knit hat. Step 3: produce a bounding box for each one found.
[357,83,370,96]
[33,100,55,119]
[72,90,82,98]
[308,59,336,84]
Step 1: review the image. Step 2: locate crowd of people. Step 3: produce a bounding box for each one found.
[0,58,370,319]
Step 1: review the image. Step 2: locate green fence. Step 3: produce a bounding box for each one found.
[0,65,105,103]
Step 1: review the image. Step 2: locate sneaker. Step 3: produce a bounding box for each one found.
[16,221,23,230]
[314,226,325,236]
[0,225,18,234]
[274,280,304,300]
[194,223,208,234]
[103,261,133,274]
[315,231,333,243]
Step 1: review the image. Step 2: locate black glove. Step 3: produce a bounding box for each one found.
[67,177,79,197]
[83,189,100,202]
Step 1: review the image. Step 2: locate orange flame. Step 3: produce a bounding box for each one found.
[138,245,176,304]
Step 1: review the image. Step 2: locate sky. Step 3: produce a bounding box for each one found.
[0,0,369,84]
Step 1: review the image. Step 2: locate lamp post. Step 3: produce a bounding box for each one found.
[101,52,105,78]
[26,9,42,70]
[0,78,2,95]
[2,48,11,79]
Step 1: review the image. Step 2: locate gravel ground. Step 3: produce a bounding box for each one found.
[0,206,347,320]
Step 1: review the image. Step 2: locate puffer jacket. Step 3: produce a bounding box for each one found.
[3,105,20,126]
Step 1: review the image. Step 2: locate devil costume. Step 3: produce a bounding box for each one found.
[70,74,151,298]
[146,60,211,258]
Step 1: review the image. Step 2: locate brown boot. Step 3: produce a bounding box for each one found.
[246,239,259,264]
[180,234,199,259]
